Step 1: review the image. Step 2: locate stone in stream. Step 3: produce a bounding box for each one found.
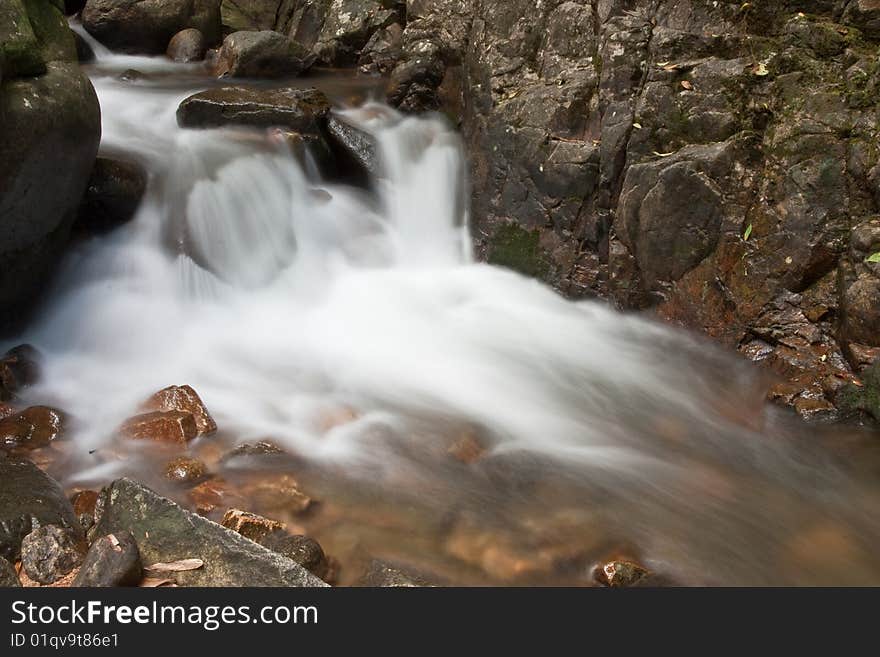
[0,456,83,561]
[0,406,65,451]
[164,456,209,485]
[73,30,94,63]
[357,559,436,587]
[0,344,42,401]
[221,509,285,543]
[75,157,148,234]
[72,531,143,587]
[167,27,206,62]
[119,411,198,445]
[260,530,333,582]
[0,556,20,587]
[93,478,327,586]
[325,114,380,177]
[140,384,217,436]
[212,30,312,78]
[593,559,650,588]
[20,525,87,585]
[220,440,287,464]
[176,86,330,136]
[70,489,100,532]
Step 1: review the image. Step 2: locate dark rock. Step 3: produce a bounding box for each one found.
[118,68,146,82]
[164,456,208,485]
[0,406,65,451]
[841,0,880,40]
[167,27,206,62]
[73,30,94,62]
[326,114,380,177]
[20,525,86,585]
[70,490,99,531]
[837,362,880,422]
[0,556,20,587]
[140,384,216,436]
[311,0,403,66]
[593,559,650,588]
[65,0,87,16]
[0,456,82,561]
[358,22,403,75]
[221,509,285,543]
[119,411,198,445]
[358,559,434,587]
[387,56,446,113]
[92,478,327,586]
[177,86,330,135]
[81,0,221,54]
[260,530,331,581]
[76,158,147,234]
[72,531,142,587]
[220,0,279,32]
[213,30,311,78]
[0,345,41,401]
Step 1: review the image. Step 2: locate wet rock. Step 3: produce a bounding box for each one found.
[70,490,100,518]
[358,23,403,75]
[20,525,86,585]
[220,440,287,464]
[0,406,65,451]
[93,478,327,586]
[221,509,285,543]
[213,30,311,78]
[141,385,216,436]
[0,456,82,561]
[326,114,380,177]
[0,345,42,401]
[841,0,880,40]
[187,477,240,515]
[260,530,331,581]
[0,404,16,420]
[72,531,142,587]
[167,27,206,62]
[177,86,330,135]
[76,157,147,234]
[357,559,434,587]
[593,559,650,588]
[837,362,880,422]
[81,0,221,55]
[0,557,20,587]
[241,474,313,514]
[448,431,486,464]
[73,30,94,63]
[220,0,279,32]
[164,456,208,485]
[118,68,146,82]
[119,411,198,445]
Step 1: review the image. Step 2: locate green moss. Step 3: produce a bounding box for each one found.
[22,0,76,65]
[837,363,880,422]
[488,224,551,280]
[0,0,44,77]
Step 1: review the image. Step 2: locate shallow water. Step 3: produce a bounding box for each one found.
[9,36,880,586]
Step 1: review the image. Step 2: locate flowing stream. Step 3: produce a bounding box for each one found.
[9,29,880,585]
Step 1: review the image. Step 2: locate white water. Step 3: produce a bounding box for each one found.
[9,44,880,584]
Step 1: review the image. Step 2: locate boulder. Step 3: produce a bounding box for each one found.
[0,406,65,451]
[841,0,880,39]
[177,86,330,135]
[212,30,311,78]
[92,478,327,586]
[326,114,380,176]
[119,411,198,445]
[72,531,143,587]
[0,456,82,561]
[167,27,206,62]
[20,525,86,584]
[140,384,216,435]
[260,530,332,581]
[164,456,208,485]
[0,557,20,587]
[221,509,285,543]
[76,157,147,234]
[220,0,280,32]
[311,0,403,66]
[81,0,221,54]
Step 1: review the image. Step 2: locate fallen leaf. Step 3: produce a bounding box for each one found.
[680,80,693,90]
[632,122,643,129]
[865,252,880,263]
[652,151,676,157]
[145,558,204,573]
[139,578,177,587]
[743,224,753,241]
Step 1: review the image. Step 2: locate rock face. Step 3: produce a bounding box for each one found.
[81,0,221,54]
[92,478,328,586]
[0,456,82,561]
[72,531,143,587]
[213,30,311,77]
[0,1,100,327]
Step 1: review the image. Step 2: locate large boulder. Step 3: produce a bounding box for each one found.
[92,478,328,586]
[0,1,100,326]
[213,30,311,78]
[81,0,221,54]
[167,27,206,62]
[76,157,148,234]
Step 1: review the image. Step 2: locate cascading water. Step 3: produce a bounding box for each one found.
[9,35,880,585]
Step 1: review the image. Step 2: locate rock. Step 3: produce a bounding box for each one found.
[76,157,147,234]
[220,0,279,32]
[139,385,216,436]
[65,0,87,16]
[187,477,241,515]
[0,406,65,451]
[20,525,86,585]
[0,556,20,587]
[0,456,82,561]
[70,490,99,531]
[837,362,880,422]
[387,56,446,113]
[593,559,650,588]
[167,27,206,62]
[119,411,198,445]
[92,478,327,586]
[221,509,285,543]
[73,30,94,62]
[240,474,313,514]
[164,456,208,485]
[220,440,286,464]
[177,86,330,135]
[358,23,403,74]
[81,0,221,54]
[357,559,434,587]
[311,0,403,66]
[0,345,41,401]
[212,30,311,78]
[326,114,380,177]
[118,68,146,82]
[841,0,880,40]
[259,530,331,581]
[72,531,142,587]
[448,431,486,464]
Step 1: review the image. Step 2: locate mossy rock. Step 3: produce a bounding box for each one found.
[22,0,76,65]
[0,0,45,77]
[837,363,880,422]
[488,224,552,280]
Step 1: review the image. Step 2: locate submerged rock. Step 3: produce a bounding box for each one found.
[0,406,65,451]
[20,525,86,585]
[326,114,380,177]
[358,559,435,587]
[76,157,147,234]
[221,509,285,543]
[164,456,209,485]
[213,30,311,78]
[93,478,327,586]
[73,531,142,587]
[167,27,206,62]
[260,530,332,582]
[140,385,217,436]
[0,556,20,587]
[119,411,198,445]
[593,559,650,588]
[0,456,82,561]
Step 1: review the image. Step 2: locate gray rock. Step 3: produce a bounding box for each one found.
[0,456,82,561]
[213,30,311,78]
[0,557,20,587]
[357,559,435,587]
[92,478,328,587]
[326,114,379,176]
[21,525,86,584]
[72,531,142,587]
[76,157,148,234]
[167,27,206,62]
[260,530,330,580]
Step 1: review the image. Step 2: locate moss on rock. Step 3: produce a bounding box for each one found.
[488,223,551,280]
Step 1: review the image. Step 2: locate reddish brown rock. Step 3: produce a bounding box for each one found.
[187,478,242,516]
[593,559,649,588]
[164,456,208,485]
[221,509,285,543]
[242,474,313,514]
[140,385,217,436]
[70,490,100,519]
[119,411,197,445]
[448,431,486,464]
[0,406,64,451]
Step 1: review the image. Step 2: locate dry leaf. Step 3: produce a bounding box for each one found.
[140,577,177,587]
[680,80,693,90]
[632,122,643,129]
[145,558,204,573]
[652,151,675,157]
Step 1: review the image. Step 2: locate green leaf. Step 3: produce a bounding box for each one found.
[743,224,753,241]
[866,252,880,263]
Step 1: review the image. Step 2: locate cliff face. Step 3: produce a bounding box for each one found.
[386,0,880,419]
